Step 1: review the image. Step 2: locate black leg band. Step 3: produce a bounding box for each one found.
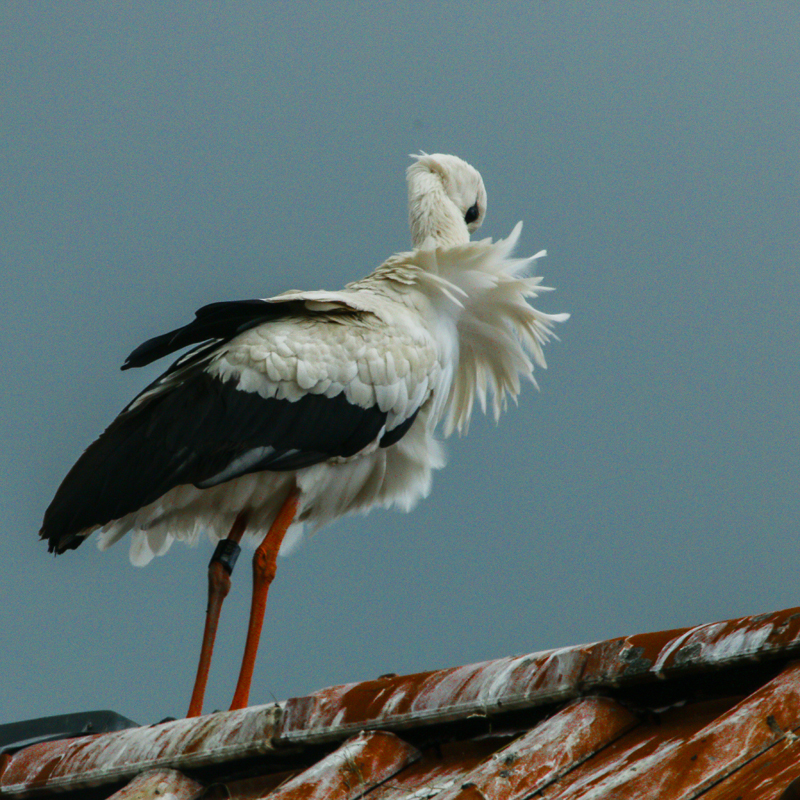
[210,539,241,575]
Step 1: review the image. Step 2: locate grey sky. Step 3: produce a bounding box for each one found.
[1,3,797,725]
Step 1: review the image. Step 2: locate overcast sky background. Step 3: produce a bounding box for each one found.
[1,3,797,727]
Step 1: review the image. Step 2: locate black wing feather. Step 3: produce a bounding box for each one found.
[41,371,391,554]
[122,299,309,370]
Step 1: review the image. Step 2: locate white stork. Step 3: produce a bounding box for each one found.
[40,154,569,716]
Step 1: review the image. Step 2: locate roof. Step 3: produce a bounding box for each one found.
[3,605,800,799]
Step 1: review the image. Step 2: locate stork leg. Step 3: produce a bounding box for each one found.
[229,489,300,711]
[187,510,249,718]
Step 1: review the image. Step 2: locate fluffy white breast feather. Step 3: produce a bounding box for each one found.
[92,153,568,565]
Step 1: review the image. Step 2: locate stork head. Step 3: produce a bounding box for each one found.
[407,153,488,249]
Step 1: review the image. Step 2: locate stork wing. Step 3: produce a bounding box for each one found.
[43,293,430,553]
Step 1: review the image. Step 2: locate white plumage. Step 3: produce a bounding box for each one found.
[42,153,568,566]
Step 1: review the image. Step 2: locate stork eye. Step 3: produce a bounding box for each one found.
[464,203,480,224]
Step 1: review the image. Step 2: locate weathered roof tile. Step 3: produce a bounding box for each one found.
[4,606,800,799]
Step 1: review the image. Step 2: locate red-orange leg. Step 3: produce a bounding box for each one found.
[229,489,300,711]
[186,510,250,718]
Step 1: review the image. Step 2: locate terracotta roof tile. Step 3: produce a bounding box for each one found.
[263,731,418,800]
[3,605,800,798]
